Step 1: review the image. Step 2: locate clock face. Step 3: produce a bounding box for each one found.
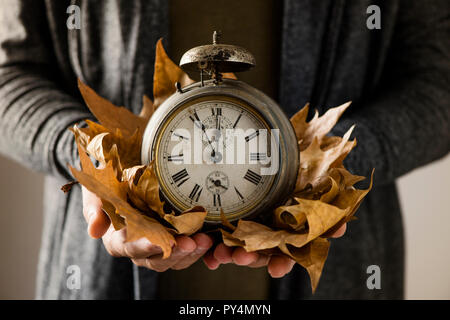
[154,96,276,221]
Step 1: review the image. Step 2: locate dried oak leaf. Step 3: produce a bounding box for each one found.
[225,198,347,252]
[153,38,195,108]
[124,163,166,216]
[70,143,175,258]
[322,169,374,237]
[139,95,156,121]
[220,208,237,231]
[74,120,141,174]
[163,206,207,236]
[70,125,91,151]
[290,102,351,151]
[295,126,356,193]
[122,164,207,235]
[273,202,307,231]
[280,237,330,293]
[329,167,366,189]
[78,80,147,139]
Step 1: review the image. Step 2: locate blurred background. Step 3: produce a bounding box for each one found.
[0,153,449,299]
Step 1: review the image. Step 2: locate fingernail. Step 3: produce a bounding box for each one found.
[194,248,206,255]
[180,247,195,254]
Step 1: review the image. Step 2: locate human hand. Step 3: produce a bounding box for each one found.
[82,186,214,271]
[202,224,347,278]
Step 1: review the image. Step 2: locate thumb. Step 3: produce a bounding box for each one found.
[82,186,110,239]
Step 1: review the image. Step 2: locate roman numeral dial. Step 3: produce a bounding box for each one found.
[244,169,262,185]
[156,99,275,220]
[172,168,189,187]
[188,184,203,202]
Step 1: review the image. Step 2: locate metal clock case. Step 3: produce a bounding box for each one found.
[141,33,299,224]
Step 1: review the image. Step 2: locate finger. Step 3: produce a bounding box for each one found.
[102,227,162,258]
[82,185,102,222]
[123,237,163,259]
[172,233,214,270]
[203,250,220,270]
[247,254,271,268]
[268,255,295,278]
[232,247,258,266]
[82,186,110,239]
[144,236,196,272]
[329,223,347,238]
[213,243,234,264]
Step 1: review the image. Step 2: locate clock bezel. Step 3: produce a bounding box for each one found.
[153,95,275,221]
[141,79,299,224]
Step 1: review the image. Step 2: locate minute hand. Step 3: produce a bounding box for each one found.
[191,114,216,155]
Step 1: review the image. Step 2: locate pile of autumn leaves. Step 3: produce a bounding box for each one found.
[67,40,373,293]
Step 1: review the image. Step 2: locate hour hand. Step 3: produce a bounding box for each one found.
[218,184,228,190]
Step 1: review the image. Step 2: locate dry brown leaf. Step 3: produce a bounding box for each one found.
[220,208,237,231]
[106,128,142,169]
[295,126,356,192]
[127,163,166,216]
[75,143,127,200]
[70,125,91,152]
[153,39,195,107]
[329,167,366,189]
[78,79,147,138]
[86,132,109,164]
[291,102,351,150]
[81,119,110,138]
[124,213,176,259]
[70,144,175,258]
[74,143,126,228]
[163,206,207,235]
[221,229,245,247]
[76,121,141,171]
[122,165,146,186]
[139,95,156,121]
[322,170,374,238]
[319,177,339,203]
[291,198,348,242]
[227,220,283,251]
[227,199,343,253]
[281,238,330,293]
[102,200,126,230]
[274,204,307,231]
[82,132,124,178]
[331,169,374,215]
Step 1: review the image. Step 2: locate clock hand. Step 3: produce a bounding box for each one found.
[190,111,216,155]
[210,178,228,190]
[200,125,215,156]
[218,184,228,190]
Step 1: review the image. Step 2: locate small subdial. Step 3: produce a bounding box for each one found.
[206,171,230,195]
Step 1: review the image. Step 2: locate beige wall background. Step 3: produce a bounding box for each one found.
[0,153,449,299]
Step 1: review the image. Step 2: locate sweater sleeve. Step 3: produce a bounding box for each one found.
[0,0,92,180]
[334,0,450,186]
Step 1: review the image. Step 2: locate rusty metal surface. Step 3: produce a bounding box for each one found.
[179,32,256,73]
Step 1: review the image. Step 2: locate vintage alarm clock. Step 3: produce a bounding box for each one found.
[141,32,299,224]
